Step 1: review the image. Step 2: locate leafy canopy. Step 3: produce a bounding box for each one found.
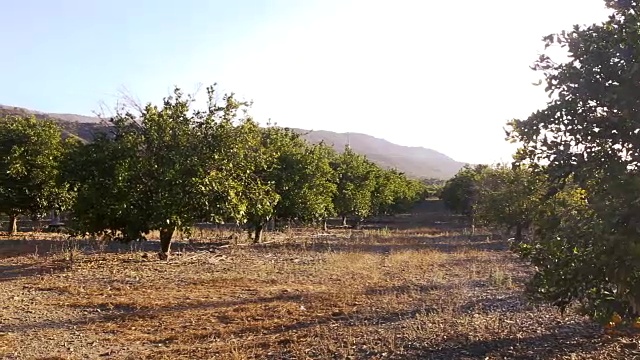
[332,147,379,222]
[440,164,488,216]
[507,0,640,322]
[0,115,68,221]
[271,136,337,223]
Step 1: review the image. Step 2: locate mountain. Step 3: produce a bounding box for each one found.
[0,104,108,143]
[292,129,465,179]
[0,105,466,179]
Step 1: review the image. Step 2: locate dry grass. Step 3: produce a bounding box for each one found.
[1,202,638,359]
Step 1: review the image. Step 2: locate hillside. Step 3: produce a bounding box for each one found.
[0,105,108,143]
[0,105,466,179]
[295,129,465,179]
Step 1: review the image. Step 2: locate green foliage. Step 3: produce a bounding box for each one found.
[332,147,379,224]
[475,165,548,241]
[506,1,640,323]
[441,164,548,241]
[5,83,424,253]
[0,115,68,231]
[64,131,138,239]
[68,86,259,255]
[371,168,406,216]
[271,137,337,224]
[232,122,284,242]
[421,178,445,198]
[372,169,426,216]
[440,165,488,216]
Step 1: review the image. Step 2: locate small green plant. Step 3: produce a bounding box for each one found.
[489,267,512,288]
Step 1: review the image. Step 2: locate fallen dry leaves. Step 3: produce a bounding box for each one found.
[1,202,639,359]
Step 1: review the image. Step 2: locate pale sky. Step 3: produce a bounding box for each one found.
[0,0,612,164]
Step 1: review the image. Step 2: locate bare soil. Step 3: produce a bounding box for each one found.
[1,201,638,359]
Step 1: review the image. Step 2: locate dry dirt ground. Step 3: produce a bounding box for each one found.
[1,201,639,360]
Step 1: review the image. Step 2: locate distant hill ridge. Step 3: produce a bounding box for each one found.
[0,104,466,179]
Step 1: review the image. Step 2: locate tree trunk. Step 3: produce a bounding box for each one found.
[50,210,62,226]
[323,218,328,232]
[8,214,17,234]
[342,216,347,226]
[470,215,476,237]
[505,225,513,240]
[515,224,523,243]
[253,224,264,244]
[158,227,175,260]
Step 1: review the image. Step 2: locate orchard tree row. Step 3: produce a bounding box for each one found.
[442,0,640,328]
[0,86,426,258]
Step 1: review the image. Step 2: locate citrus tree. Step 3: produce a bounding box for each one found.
[474,165,548,242]
[332,147,378,227]
[0,115,68,234]
[69,86,252,258]
[440,165,489,233]
[507,0,640,323]
[64,130,139,240]
[371,168,407,216]
[372,169,426,216]
[271,138,337,229]
[232,122,282,243]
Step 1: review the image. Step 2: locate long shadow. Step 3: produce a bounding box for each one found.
[364,283,442,296]
[0,261,70,282]
[457,293,535,315]
[2,283,619,359]
[0,239,60,259]
[1,288,436,338]
[249,235,509,255]
[1,292,307,334]
[0,200,478,259]
[401,236,509,253]
[408,322,609,360]
[250,306,438,339]
[5,293,616,360]
[0,237,164,259]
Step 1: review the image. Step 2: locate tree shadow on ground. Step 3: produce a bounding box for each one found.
[0,237,164,260]
[1,289,436,338]
[3,288,620,360]
[0,233,507,263]
[249,235,509,255]
[457,293,537,315]
[0,238,62,259]
[408,322,611,360]
[364,283,442,296]
[365,199,471,230]
[0,261,71,282]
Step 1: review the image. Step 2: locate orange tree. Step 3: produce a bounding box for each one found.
[0,115,70,234]
[440,164,489,232]
[474,164,547,242]
[67,86,264,259]
[507,0,640,323]
[331,147,379,227]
